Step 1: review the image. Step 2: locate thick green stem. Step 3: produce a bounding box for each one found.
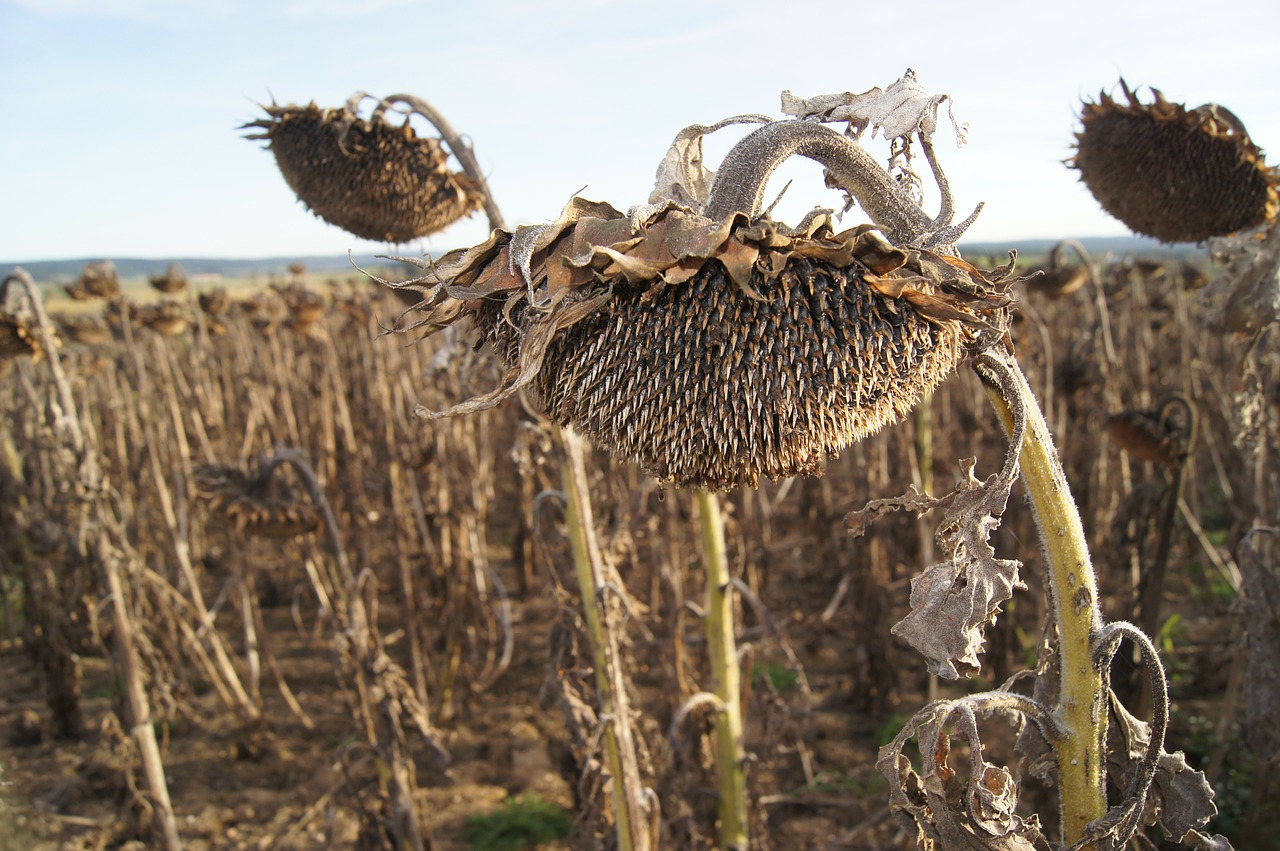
[696,488,748,851]
[980,353,1107,847]
[559,427,650,851]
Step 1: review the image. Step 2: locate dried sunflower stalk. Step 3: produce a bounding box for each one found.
[389,80,1011,491]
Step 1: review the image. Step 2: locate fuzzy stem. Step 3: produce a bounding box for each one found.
[703,120,933,244]
[977,349,1107,847]
[696,488,748,851]
[558,427,650,851]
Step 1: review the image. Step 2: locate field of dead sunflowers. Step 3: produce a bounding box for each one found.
[2,74,1278,851]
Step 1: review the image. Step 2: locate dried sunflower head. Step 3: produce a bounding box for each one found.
[193,460,321,538]
[0,310,41,361]
[244,96,484,243]
[391,82,1010,490]
[398,196,1010,490]
[149,262,188,294]
[65,260,121,301]
[1073,81,1280,243]
[198,288,229,317]
[138,301,190,337]
[58,315,113,346]
[1028,241,1090,300]
[1105,394,1195,466]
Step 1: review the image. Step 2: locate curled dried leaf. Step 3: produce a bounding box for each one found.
[781,68,968,147]
[873,377,1026,679]
[1202,220,1280,333]
[647,114,771,208]
[876,694,1054,850]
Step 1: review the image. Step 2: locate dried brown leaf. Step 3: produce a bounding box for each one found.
[1151,751,1224,845]
[877,696,1051,850]
[1203,221,1280,333]
[781,68,968,145]
[889,455,1025,679]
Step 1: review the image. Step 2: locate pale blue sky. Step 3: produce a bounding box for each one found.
[3,0,1277,262]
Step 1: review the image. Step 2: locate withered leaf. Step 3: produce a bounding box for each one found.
[648,115,771,207]
[877,697,1050,850]
[1151,751,1224,845]
[781,68,968,146]
[1204,220,1280,333]
[889,457,1025,679]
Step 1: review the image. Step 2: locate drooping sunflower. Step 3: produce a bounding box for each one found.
[1073,81,1280,243]
[193,458,321,539]
[394,104,1013,490]
[244,96,484,243]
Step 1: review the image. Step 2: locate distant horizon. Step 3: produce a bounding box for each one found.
[3,232,1202,274]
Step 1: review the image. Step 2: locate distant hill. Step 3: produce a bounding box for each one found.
[959,234,1203,260]
[4,235,1205,283]
[3,254,408,284]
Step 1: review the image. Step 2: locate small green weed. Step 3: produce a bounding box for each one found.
[460,795,571,850]
[752,660,800,693]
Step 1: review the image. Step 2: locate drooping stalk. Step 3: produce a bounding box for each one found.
[695,488,748,851]
[704,119,933,243]
[558,426,652,851]
[976,348,1108,846]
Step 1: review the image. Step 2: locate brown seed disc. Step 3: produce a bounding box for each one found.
[479,257,960,490]
[249,103,483,242]
[1074,86,1280,243]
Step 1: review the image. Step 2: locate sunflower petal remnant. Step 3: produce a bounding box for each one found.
[1072,81,1280,243]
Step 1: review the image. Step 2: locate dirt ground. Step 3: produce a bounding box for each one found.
[0,565,902,850]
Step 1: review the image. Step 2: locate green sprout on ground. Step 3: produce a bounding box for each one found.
[459,795,572,851]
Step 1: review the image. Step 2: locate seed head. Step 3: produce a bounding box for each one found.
[149,262,188,294]
[244,100,483,243]
[1073,81,1280,243]
[64,260,121,301]
[0,310,40,362]
[194,460,321,538]
[400,200,1011,490]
